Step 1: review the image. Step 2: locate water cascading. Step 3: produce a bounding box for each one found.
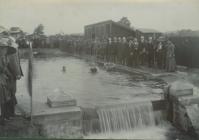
[97,102,155,133]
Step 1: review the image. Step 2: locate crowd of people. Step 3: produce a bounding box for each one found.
[67,36,176,72]
[0,31,23,125]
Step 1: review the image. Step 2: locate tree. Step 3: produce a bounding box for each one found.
[33,24,44,36]
[32,24,46,47]
[118,17,131,27]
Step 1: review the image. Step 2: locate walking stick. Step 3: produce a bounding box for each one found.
[27,41,33,126]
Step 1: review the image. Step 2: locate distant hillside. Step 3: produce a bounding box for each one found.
[166,29,199,37]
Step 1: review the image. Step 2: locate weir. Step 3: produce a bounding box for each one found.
[82,100,166,134]
[97,102,155,133]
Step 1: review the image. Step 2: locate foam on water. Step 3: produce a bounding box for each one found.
[82,102,172,139]
[85,126,168,139]
[97,102,155,132]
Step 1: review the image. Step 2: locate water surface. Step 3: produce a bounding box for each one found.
[16,56,195,140]
[17,56,162,108]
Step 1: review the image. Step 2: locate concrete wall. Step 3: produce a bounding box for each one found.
[164,84,199,137]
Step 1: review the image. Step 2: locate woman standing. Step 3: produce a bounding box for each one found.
[166,40,176,72]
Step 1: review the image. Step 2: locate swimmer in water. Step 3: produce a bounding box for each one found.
[62,66,66,72]
[90,67,97,73]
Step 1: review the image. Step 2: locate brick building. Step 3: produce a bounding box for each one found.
[84,20,136,40]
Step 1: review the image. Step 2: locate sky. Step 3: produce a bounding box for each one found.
[0,0,199,35]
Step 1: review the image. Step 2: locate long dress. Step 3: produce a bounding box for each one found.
[166,43,176,72]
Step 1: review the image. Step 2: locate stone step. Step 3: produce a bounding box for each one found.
[179,96,199,106]
[186,104,199,131]
[47,97,76,108]
[170,88,193,97]
[47,90,77,108]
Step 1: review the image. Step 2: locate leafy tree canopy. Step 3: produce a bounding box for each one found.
[33,24,44,36]
[118,17,131,27]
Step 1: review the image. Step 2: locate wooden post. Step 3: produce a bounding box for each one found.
[27,41,33,125]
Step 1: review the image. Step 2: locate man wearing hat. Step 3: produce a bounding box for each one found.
[109,37,115,63]
[133,37,139,66]
[0,37,15,125]
[6,37,23,118]
[139,36,147,66]
[147,36,155,67]
[121,37,128,65]
[127,36,134,66]
[116,37,121,64]
[0,35,23,122]
[156,41,164,69]
[112,37,118,63]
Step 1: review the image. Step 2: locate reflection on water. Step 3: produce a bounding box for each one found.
[17,56,162,108]
[16,56,194,139]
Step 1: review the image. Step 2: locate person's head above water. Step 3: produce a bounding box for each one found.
[62,66,66,72]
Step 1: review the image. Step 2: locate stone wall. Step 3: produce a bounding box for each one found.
[164,82,199,138]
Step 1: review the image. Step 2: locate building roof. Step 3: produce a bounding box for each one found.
[137,28,161,33]
[85,20,112,28]
[85,20,135,32]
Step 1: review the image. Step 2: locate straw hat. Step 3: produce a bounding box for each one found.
[0,36,17,54]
